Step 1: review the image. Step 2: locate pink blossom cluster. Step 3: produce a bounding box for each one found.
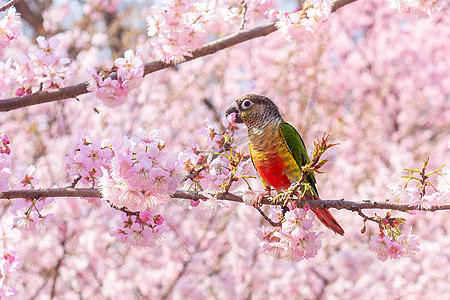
[245,0,277,17]
[8,165,55,232]
[368,167,448,261]
[13,36,71,96]
[218,0,277,23]
[0,224,22,298]
[9,197,55,232]
[388,171,449,209]
[436,167,449,198]
[65,132,113,188]
[100,128,181,211]
[146,0,218,63]
[386,0,444,17]
[88,50,144,107]
[0,133,10,155]
[110,208,169,247]
[275,0,332,42]
[257,207,323,261]
[0,135,11,192]
[369,231,420,261]
[0,59,13,97]
[0,0,449,297]
[42,3,70,33]
[145,0,280,63]
[0,8,21,54]
[83,0,119,21]
[0,154,10,192]
[179,116,249,210]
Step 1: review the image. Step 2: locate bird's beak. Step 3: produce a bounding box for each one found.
[225,102,244,123]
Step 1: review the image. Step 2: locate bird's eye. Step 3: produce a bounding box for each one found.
[241,99,254,109]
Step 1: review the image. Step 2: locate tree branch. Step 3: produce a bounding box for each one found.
[0,0,358,111]
[1,188,449,213]
[0,188,102,199]
[331,0,358,12]
[0,83,89,112]
[0,0,22,12]
[14,0,44,34]
[0,22,276,111]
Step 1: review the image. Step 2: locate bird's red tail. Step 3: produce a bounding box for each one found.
[310,207,344,236]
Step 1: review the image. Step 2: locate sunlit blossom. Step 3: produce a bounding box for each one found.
[0,7,21,52]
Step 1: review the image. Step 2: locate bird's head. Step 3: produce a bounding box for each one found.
[225,94,282,128]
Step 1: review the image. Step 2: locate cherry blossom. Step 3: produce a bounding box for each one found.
[387,0,444,16]
[275,0,332,42]
[257,207,323,261]
[110,208,169,247]
[0,223,22,298]
[7,35,72,95]
[0,0,448,298]
[241,190,259,206]
[437,167,449,198]
[146,0,217,63]
[388,183,419,202]
[9,198,55,232]
[99,128,180,211]
[0,8,21,53]
[410,194,437,209]
[87,50,144,107]
[0,156,10,192]
[370,231,420,261]
[0,134,10,155]
[84,0,119,20]
[65,132,113,188]
[178,117,250,210]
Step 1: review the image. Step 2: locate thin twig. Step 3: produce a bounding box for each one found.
[255,206,282,227]
[239,1,248,30]
[355,208,379,224]
[182,146,230,182]
[68,175,82,188]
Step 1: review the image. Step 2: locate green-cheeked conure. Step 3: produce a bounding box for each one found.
[226,94,344,235]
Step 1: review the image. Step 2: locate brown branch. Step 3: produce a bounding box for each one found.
[255,206,281,227]
[0,22,277,111]
[331,0,359,12]
[143,21,278,75]
[68,175,82,188]
[0,0,359,112]
[14,1,44,34]
[0,82,89,112]
[1,188,449,213]
[0,0,22,12]
[0,188,102,199]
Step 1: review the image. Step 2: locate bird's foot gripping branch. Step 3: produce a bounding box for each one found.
[0,123,449,262]
[254,134,336,225]
[250,142,447,261]
[250,133,341,260]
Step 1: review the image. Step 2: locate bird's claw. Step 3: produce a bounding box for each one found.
[255,187,271,207]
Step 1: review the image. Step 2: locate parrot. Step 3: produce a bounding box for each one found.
[225,94,344,235]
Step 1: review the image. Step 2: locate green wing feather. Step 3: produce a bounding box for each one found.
[279,122,319,196]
